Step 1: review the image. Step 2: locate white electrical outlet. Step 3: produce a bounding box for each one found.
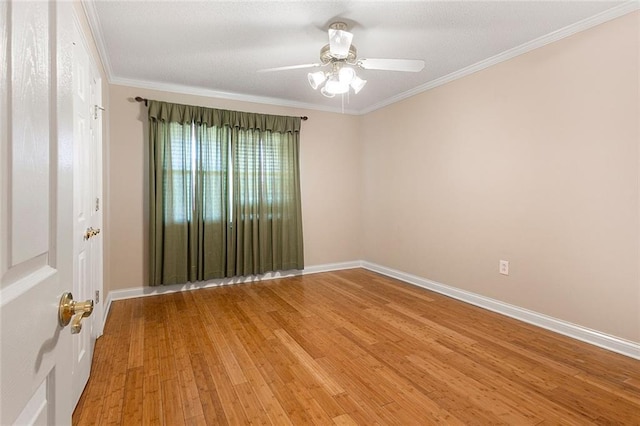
[499,260,509,275]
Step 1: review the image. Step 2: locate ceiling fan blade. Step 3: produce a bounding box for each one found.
[257,63,321,73]
[358,58,425,72]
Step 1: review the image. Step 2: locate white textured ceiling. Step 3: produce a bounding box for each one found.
[85,1,634,114]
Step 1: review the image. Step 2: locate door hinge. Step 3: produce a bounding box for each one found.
[95,197,100,211]
[95,290,100,304]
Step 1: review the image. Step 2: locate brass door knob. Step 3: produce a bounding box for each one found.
[58,292,94,334]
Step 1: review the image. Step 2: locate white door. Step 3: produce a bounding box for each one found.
[0,2,90,424]
[71,20,103,406]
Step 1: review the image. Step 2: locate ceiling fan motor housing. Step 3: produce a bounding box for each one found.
[320,44,358,65]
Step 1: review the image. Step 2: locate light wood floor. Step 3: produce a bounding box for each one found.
[73,269,640,425]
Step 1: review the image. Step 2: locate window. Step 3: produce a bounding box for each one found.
[164,122,193,223]
[149,101,304,285]
[164,125,288,223]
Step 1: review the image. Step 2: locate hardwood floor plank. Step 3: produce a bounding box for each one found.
[121,366,144,424]
[74,269,640,425]
[204,313,249,386]
[274,328,345,396]
[426,391,509,425]
[316,353,395,408]
[189,352,228,426]
[546,379,640,423]
[207,363,250,425]
[281,371,336,425]
[142,319,160,378]
[127,305,145,368]
[624,377,640,390]
[159,378,186,425]
[328,392,379,424]
[233,381,272,425]
[235,300,277,340]
[384,302,478,347]
[142,374,164,426]
[310,284,405,343]
[268,310,327,359]
[331,413,358,426]
[407,353,539,424]
[243,365,293,425]
[441,351,595,425]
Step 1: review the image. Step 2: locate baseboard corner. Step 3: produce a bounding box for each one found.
[361,261,640,360]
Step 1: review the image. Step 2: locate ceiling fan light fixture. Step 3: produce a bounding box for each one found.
[308,71,326,90]
[320,86,335,98]
[260,21,424,102]
[350,76,367,94]
[338,66,356,84]
[324,74,349,95]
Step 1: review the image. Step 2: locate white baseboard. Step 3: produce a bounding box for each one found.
[362,261,640,360]
[103,260,639,360]
[102,261,363,329]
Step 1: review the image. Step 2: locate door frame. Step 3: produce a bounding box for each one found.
[71,8,104,339]
[69,11,105,407]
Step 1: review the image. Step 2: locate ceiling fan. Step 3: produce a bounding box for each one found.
[259,22,425,98]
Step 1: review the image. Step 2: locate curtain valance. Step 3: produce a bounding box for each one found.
[148,100,301,134]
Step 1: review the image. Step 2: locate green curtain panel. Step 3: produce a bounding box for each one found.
[148,100,304,286]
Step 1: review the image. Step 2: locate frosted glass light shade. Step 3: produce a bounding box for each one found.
[338,66,356,84]
[350,76,367,94]
[324,75,349,95]
[308,71,326,90]
[328,29,353,59]
[320,86,336,98]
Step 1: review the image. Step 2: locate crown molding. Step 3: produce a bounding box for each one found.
[81,0,114,81]
[109,76,360,115]
[359,1,640,115]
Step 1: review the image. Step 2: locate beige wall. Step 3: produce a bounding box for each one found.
[106,86,362,291]
[361,12,639,342]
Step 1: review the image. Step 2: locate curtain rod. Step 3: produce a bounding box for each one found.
[134,97,308,121]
